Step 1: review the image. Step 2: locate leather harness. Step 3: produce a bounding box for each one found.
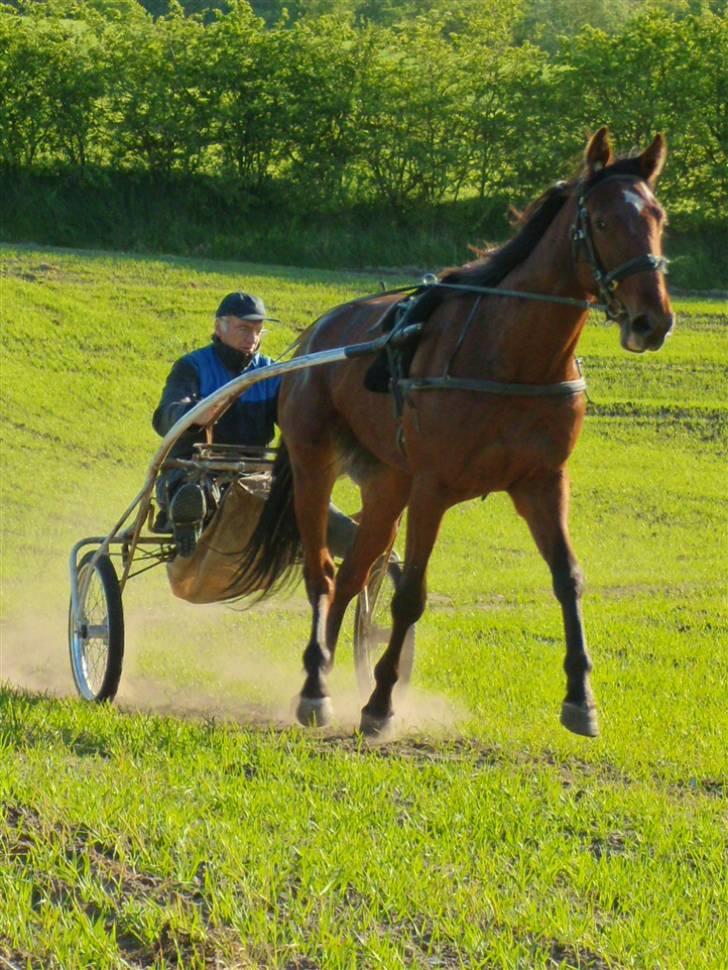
[379,173,668,412]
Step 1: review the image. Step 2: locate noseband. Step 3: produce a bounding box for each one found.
[570,174,669,322]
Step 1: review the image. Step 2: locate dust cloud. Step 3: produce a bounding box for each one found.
[1,584,467,740]
[0,608,74,698]
[119,605,469,740]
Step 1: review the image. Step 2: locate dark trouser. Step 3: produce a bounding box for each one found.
[156,469,357,559]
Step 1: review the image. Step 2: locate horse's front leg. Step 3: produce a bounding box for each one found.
[509,470,599,737]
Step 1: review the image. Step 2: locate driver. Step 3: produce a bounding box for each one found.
[153,291,280,555]
[153,291,356,560]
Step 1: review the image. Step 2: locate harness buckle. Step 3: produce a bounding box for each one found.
[570,226,586,262]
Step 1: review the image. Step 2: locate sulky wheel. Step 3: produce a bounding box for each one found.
[353,552,414,698]
[68,551,125,702]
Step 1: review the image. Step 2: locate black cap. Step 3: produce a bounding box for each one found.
[216,292,268,320]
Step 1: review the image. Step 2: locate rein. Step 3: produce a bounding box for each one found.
[430,282,606,312]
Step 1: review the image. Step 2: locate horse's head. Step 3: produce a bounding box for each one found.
[574,128,674,353]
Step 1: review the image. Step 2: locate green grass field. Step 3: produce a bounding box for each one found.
[1,244,727,969]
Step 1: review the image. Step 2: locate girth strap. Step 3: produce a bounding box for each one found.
[398,375,586,398]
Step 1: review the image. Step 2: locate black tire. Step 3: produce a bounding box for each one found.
[68,551,125,702]
[353,553,414,698]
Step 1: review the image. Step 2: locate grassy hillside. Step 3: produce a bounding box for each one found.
[1,244,727,968]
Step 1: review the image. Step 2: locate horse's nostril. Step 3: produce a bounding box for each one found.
[631,315,652,335]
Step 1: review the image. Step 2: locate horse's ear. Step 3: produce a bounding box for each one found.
[585,127,614,174]
[638,133,667,185]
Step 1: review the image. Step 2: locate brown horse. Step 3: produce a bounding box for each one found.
[236,127,674,737]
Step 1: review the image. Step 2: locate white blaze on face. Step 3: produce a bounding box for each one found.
[623,188,648,214]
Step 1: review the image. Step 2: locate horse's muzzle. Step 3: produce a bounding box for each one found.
[620,311,674,353]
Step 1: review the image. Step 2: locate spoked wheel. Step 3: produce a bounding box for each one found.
[68,551,125,702]
[353,552,414,698]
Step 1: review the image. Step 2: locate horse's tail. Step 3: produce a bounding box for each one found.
[231,441,302,600]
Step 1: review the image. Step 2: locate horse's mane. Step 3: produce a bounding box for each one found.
[440,155,646,291]
[443,183,572,289]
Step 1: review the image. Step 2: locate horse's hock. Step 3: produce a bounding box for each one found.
[167,481,265,604]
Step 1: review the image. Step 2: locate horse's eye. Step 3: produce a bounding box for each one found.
[595,218,607,231]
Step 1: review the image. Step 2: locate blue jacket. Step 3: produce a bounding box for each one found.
[153,339,281,457]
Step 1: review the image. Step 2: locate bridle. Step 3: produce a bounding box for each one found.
[570,173,669,322]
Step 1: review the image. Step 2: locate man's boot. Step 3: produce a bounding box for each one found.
[169,482,206,558]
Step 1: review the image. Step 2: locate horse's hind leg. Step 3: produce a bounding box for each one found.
[325,468,411,656]
[509,470,599,737]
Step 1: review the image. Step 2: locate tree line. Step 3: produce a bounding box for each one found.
[1,0,725,226]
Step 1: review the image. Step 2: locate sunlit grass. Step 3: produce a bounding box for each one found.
[1,244,726,968]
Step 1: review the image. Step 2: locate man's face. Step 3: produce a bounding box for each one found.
[215,315,264,355]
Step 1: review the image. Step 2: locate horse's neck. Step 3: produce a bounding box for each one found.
[481,201,590,383]
[511,199,585,297]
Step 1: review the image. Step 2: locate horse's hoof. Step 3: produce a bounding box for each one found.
[359,709,394,739]
[560,701,599,738]
[296,695,333,728]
